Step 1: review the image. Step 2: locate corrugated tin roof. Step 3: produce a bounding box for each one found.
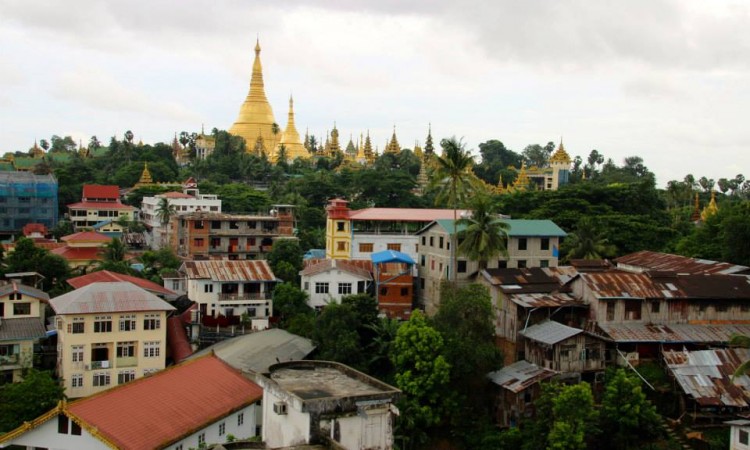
[50,282,176,315]
[181,260,277,282]
[521,321,583,345]
[599,323,750,343]
[480,267,574,294]
[487,360,558,393]
[67,201,134,210]
[82,184,119,200]
[509,292,584,308]
[663,348,750,407]
[0,317,47,341]
[371,250,416,265]
[65,355,263,450]
[581,271,683,299]
[582,271,750,300]
[60,231,113,243]
[0,281,49,301]
[67,270,176,297]
[299,259,373,279]
[188,328,316,373]
[616,250,750,275]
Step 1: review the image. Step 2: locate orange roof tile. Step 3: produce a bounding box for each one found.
[67,270,176,296]
[82,184,120,200]
[66,355,262,450]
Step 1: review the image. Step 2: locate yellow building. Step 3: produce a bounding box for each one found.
[325,198,352,259]
[50,282,175,398]
[0,282,48,383]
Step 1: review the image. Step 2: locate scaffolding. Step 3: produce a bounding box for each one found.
[0,172,58,233]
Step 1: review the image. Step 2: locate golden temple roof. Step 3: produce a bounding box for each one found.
[229,39,279,153]
[690,192,701,222]
[512,162,531,192]
[138,162,153,184]
[278,95,308,161]
[701,190,719,221]
[30,140,45,159]
[385,126,401,153]
[549,139,572,165]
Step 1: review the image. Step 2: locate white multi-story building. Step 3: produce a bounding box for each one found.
[300,259,373,310]
[141,177,221,249]
[50,282,175,398]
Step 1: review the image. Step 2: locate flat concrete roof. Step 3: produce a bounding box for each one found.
[269,361,397,400]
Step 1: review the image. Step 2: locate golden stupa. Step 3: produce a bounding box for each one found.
[277,95,308,161]
[229,39,279,155]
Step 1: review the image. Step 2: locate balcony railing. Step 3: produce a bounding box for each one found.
[219,293,269,301]
[0,354,19,366]
[90,360,111,370]
[116,356,138,368]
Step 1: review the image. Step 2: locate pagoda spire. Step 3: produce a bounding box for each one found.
[701,190,719,221]
[424,123,434,155]
[278,94,307,161]
[363,130,374,163]
[690,192,701,222]
[385,125,401,153]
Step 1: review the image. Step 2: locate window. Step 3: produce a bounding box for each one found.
[359,243,374,253]
[624,300,641,320]
[118,370,136,384]
[198,433,206,445]
[606,302,615,321]
[338,283,352,295]
[143,341,161,358]
[517,260,527,268]
[540,259,549,268]
[457,260,467,273]
[204,284,214,293]
[421,236,426,246]
[219,422,226,436]
[211,237,221,248]
[194,220,204,229]
[400,287,409,296]
[541,238,550,250]
[380,287,388,296]
[143,314,161,330]
[58,415,69,434]
[119,314,136,331]
[71,373,84,388]
[439,236,444,249]
[716,304,728,313]
[116,341,136,358]
[337,241,347,251]
[337,221,345,231]
[429,236,434,247]
[143,368,159,376]
[741,429,749,445]
[13,303,30,315]
[651,301,660,313]
[420,277,425,289]
[238,412,244,426]
[559,344,577,359]
[194,238,204,246]
[8,293,21,300]
[175,445,183,450]
[498,260,508,269]
[518,238,528,251]
[72,421,81,435]
[315,282,329,294]
[72,345,84,362]
[387,243,401,251]
[93,372,111,387]
[211,220,221,229]
[357,281,366,293]
[420,255,426,267]
[94,316,112,333]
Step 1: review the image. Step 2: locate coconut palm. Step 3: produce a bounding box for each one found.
[156,197,175,246]
[562,217,616,261]
[431,137,478,282]
[457,193,509,271]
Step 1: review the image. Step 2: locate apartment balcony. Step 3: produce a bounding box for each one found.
[219,293,269,302]
[0,354,20,367]
[116,356,138,368]
[90,360,112,370]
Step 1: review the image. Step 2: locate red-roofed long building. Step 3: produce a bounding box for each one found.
[68,184,134,233]
[67,270,178,300]
[0,354,263,450]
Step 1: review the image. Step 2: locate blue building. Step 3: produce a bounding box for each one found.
[0,172,58,233]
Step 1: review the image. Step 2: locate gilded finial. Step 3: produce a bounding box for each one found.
[255,36,260,54]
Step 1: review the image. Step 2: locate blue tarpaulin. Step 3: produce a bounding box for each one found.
[371,250,415,265]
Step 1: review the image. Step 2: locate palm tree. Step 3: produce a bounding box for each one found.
[156,197,176,248]
[431,137,477,282]
[562,217,616,261]
[457,193,509,271]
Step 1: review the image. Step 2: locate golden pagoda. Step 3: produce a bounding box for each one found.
[550,139,572,165]
[413,140,423,160]
[363,131,375,163]
[512,162,531,192]
[385,126,401,153]
[424,124,435,156]
[134,162,154,188]
[29,140,45,159]
[690,192,701,222]
[701,190,719,221]
[229,39,279,154]
[277,95,307,161]
[496,174,506,194]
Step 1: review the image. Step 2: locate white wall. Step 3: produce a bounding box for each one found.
[5,414,110,450]
[351,234,419,261]
[262,389,310,448]
[301,270,369,309]
[731,425,750,450]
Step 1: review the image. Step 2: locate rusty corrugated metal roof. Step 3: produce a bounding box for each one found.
[508,292,584,308]
[181,260,277,282]
[481,267,575,294]
[487,360,557,393]
[663,348,750,407]
[616,250,750,275]
[299,259,372,279]
[50,282,176,315]
[600,323,750,343]
[581,271,685,299]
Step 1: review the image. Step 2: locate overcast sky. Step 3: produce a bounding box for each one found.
[1,0,748,186]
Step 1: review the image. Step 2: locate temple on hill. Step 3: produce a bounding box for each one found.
[500,140,572,192]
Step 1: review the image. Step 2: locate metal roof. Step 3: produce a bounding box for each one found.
[67,270,177,297]
[481,267,572,294]
[487,360,558,393]
[616,250,750,275]
[0,281,49,301]
[520,321,583,345]
[299,259,373,279]
[509,292,584,309]
[599,323,750,343]
[50,282,176,315]
[663,348,750,407]
[371,250,416,265]
[349,208,467,222]
[181,260,277,282]
[580,271,684,299]
[0,317,47,342]
[188,328,316,374]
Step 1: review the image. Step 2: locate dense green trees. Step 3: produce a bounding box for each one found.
[600,369,660,449]
[0,369,65,432]
[3,238,70,294]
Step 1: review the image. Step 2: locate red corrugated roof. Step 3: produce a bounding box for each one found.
[66,355,262,450]
[51,246,103,261]
[348,208,469,222]
[181,260,277,282]
[82,184,120,200]
[67,270,176,296]
[67,201,134,210]
[61,231,113,243]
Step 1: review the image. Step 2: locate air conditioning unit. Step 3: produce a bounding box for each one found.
[273,402,288,415]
